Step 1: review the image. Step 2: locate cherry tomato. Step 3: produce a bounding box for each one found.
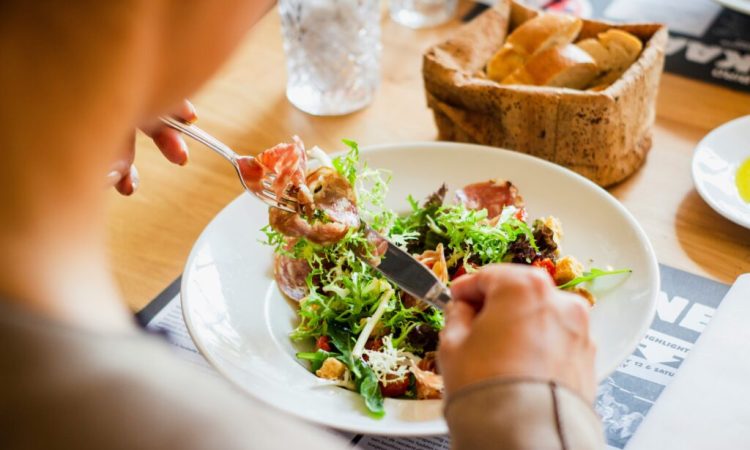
[451,263,478,281]
[515,207,528,222]
[380,375,410,398]
[365,337,383,351]
[315,335,331,352]
[532,258,556,280]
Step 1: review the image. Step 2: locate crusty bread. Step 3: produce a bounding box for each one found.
[502,44,598,89]
[506,13,582,55]
[576,38,609,66]
[486,13,582,82]
[486,45,527,82]
[577,29,643,89]
[600,29,643,64]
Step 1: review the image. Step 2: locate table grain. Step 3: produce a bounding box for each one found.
[105,4,750,312]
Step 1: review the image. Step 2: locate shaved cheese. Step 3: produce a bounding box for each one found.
[362,335,416,383]
[308,145,333,168]
[497,205,518,225]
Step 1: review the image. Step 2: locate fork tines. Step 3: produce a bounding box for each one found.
[259,179,299,213]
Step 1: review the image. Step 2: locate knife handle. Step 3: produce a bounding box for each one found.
[425,283,452,310]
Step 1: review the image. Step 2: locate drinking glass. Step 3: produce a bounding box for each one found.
[389,0,458,29]
[279,0,381,116]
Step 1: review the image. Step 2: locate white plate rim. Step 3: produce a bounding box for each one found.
[692,115,750,229]
[713,0,750,15]
[180,141,660,435]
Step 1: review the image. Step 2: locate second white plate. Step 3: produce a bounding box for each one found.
[692,115,750,229]
[713,0,750,15]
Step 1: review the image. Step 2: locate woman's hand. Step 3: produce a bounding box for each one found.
[439,264,596,402]
[107,100,197,195]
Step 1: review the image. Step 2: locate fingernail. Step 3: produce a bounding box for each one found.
[179,139,190,166]
[130,165,140,192]
[106,170,122,186]
[185,101,198,123]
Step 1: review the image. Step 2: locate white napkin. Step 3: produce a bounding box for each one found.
[626,274,750,450]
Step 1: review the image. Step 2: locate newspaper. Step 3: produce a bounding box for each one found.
[466,0,750,92]
[138,264,729,449]
[597,265,729,449]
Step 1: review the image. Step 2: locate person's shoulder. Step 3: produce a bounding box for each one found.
[0,320,345,450]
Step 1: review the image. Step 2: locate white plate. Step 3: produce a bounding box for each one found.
[181,142,659,436]
[692,115,750,229]
[713,0,750,15]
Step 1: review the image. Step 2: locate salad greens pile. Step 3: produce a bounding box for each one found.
[262,139,629,417]
[263,140,443,417]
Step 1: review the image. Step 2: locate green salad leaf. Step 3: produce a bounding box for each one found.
[391,200,536,267]
[328,326,385,418]
[355,359,385,418]
[558,268,633,289]
[333,139,360,186]
[296,350,333,372]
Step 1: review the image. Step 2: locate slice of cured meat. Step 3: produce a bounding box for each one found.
[238,136,313,212]
[274,251,311,301]
[269,167,360,246]
[414,243,449,284]
[455,180,524,219]
[403,244,448,310]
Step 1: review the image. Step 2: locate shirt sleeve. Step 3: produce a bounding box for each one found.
[444,379,604,450]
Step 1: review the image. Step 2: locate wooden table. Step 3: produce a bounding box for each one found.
[106,4,750,312]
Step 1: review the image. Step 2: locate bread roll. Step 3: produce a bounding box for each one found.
[600,29,643,65]
[487,13,582,82]
[507,13,582,55]
[576,38,609,67]
[486,45,527,82]
[577,29,643,89]
[501,44,598,89]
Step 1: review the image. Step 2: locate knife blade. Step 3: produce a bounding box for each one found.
[361,226,452,310]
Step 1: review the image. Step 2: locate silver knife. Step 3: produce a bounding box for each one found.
[361,226,452,310]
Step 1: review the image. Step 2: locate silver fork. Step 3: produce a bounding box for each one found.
[160,116,298,213]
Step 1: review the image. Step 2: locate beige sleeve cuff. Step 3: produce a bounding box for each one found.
[444,379,604,450]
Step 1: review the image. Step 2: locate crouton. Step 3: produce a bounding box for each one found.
[534,216,564,257]
[554,255,584,285]
[541,216,564,243]
[315,357,346,380]
[412,366,444,400]
[574,287,596,306]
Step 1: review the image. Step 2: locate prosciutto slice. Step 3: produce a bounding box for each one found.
[238,136,313,212]
[455,180,524,219]
[402,244,448,310]
[414,243,449,284]
[269,167,360,245]
[274,252,311,301]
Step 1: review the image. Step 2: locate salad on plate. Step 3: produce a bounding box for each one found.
[246,138,629,417]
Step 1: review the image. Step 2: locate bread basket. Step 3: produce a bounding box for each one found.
[422,0,667,187]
